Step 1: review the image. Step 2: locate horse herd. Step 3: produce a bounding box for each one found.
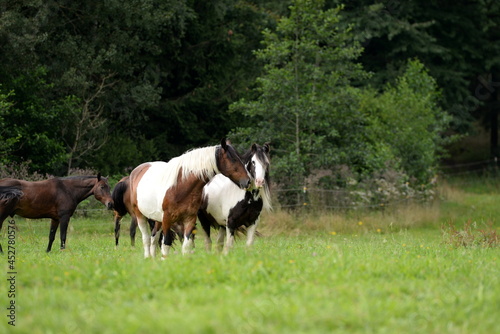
[0,139,271,258]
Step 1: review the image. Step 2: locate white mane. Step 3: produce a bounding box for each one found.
[252,154,272,212]
[168,145,219,186]
[259,184,273,212]
[136,145,220,222]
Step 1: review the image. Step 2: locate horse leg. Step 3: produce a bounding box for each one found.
[129,216,138,247]
[59,216,71,250]
[114,214,122,246]
[136,215,152,258]
[160,223,174,259]
[149,221,162,257]
[0,216,5,254]
[0,198,19,253]
[246,220,259,247]
[197,211,212,252]
[223,224,236,255]
[47,219,60,252]
[215,226,225,252]
[203,228,212,253]
[0,213,9,253]
[181,218,196,255]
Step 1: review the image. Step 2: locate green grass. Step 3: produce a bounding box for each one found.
[1,178,500,333]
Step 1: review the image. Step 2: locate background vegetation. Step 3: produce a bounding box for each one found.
[2,2,500,332]
[2,0,500,200]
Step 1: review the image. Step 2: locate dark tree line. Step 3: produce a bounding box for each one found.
[1,0,499,191]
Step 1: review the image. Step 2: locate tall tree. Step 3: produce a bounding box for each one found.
[340,0,500,157]
[231,0,367,190]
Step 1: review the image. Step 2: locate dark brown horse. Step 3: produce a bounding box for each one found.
[128,138,250,258]
[0,175,113,252]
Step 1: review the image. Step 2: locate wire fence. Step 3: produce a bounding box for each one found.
[70,158,500,215]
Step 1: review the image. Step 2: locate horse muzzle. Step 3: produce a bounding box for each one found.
[239,178,251,190]
[254,178,265,188]
[106,201,114,210]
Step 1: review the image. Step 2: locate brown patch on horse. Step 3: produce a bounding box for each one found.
[129,162,152,214]
[160,171,205,241]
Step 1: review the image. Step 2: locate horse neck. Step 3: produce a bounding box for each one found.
[62,177,96,202]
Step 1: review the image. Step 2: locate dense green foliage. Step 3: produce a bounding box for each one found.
[1,0,499,192]
[231,1,368,189]
[359,59,452,184]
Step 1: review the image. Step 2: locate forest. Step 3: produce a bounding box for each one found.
[1,0,500,199]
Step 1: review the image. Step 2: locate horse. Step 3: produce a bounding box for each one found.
[198,143,271,254]
[128,138,250,258]
[112,176,182,247]
[0,174,113,252]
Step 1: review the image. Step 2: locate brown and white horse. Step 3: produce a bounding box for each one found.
[112,176,182,247]
[128,138,250,258]
[0,175,113,252]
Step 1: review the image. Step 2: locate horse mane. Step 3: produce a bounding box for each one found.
[241,146,272,212]
[168,145,220,186]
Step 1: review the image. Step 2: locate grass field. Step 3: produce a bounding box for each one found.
[1,176,499,333]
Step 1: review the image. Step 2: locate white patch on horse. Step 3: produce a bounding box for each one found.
[182,236,194,254]
[136,161,172,222]
[246,222,258,246]
[203,174,247,224]
[136,146,220,222]
[251,155,267,188]
[136,216,152,258]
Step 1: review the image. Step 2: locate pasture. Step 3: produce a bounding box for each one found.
[1,176,499,333]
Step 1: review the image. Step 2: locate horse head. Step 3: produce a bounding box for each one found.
[216,138,250,190]
[93,174,114,210]
[246,143,271,189]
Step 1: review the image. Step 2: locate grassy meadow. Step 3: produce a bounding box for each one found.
[1,175,499,333]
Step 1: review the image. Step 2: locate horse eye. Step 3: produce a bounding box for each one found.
[252,161,256,166]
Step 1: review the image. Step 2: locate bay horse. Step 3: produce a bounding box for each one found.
[128,138,250,258]
[198,143,271,254]
[0,175,113,252]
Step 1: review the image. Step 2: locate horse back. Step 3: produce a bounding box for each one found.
[0,178,64,219]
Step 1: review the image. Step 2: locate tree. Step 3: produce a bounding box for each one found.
[0,87,18,162]
[230,0,367,190]
[360,59,452,184]
[339,0,500,157]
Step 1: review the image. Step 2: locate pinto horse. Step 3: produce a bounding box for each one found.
[128,138,250,258]
[0,175,113,252]
[112,176,181,247]
[198,143,271,254]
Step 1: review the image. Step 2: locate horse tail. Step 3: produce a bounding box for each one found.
[0,186,23,202]
[112,180,129,217]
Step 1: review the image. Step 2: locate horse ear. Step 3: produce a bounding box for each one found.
[263,143,271,153]
[221,137,229,150]
[251,143,258,152]
[97,173,101,181]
